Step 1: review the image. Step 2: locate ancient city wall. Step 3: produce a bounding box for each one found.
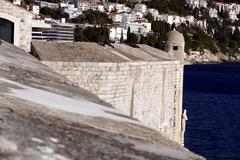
[43,61,184,143]
[0,0,32,52]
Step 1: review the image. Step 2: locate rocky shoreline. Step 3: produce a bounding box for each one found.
[185,50,240,64]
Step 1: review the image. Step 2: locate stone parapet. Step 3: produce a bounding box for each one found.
[43,60,184,144]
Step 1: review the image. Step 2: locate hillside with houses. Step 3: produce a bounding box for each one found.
[9,0,240,63]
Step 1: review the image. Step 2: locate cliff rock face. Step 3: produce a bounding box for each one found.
[185,50,226,64]
[0,41,204,160]
[185,50,240,64]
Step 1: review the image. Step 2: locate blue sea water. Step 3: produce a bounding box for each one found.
[184,63,240,160]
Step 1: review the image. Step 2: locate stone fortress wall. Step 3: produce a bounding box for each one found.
[0,0,32,52]
[42,60,184,143]
[32,30,186,144]
[0,40,205,160]
[1,0,190,146]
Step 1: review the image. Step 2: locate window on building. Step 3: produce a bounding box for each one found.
[173,46,178,50]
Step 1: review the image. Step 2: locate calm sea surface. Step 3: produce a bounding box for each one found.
[184,63,240,160]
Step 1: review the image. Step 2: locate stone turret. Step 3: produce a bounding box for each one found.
[165,30,185,64]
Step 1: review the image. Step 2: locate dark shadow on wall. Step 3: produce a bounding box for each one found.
[0,18,14,44]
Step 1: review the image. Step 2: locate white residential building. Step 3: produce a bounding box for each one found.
[13,0,21,5]
[131,11,144,21]
[229,9,238,20]
[215,2,240,13]
[111,13,123,23]
[40,1,59,9]
[115,4,125,12]
[124,6,131,13]
[158,14,180,25]
[195,20,207,29]
[214,2,240,20]
[29,3,40,15]
[185,16,194,25]
[148,8,159,19]
[134,3,147,14]
[44,16,53,21]
[230,26,240,34]
[109,25,127,42]
[208,8,218,18]
[123,22,143,35]
[158,14,194,26]
[214,1,240,18]
[122,20,151,36]
[104,3,130,13]
[215,2,224,11]
[78,2,90,11]
[122,13,132,23]
[111,12,138,23]
[97,5,104,12]
[32,21,75,42]
[104,3,116,12]
[138,20,151,33]
[63,4,82,19]
[60,2,68,8]
[116,4,130,13]
[185,0,207,9]
[90,3,98,11]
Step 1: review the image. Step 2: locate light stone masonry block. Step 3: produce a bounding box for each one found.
[42,60,184,144]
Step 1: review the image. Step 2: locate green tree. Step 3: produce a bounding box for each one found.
[74,26,110,45]
[84,10,112,25]
[144,0,190,15]
[21,0,31,4]
[127,27,138,44]
[120,30,124,43]
[75,26,88,42]
[139,35,145,44]
[40,7,69,20]
[145,0,169,13]
[233,27,240,42]
[152,20,171,35]
[144,12,154,23]
[169,0,191,15]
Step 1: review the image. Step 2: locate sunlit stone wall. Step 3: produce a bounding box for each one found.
[43,61,184,143]
[0,0,32,52]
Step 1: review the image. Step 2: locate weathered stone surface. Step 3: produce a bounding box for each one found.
[0,41,204,160]
[31,41,177,62]
[32,41,184,143]
[42,61,184,143]
[0,0,32,52]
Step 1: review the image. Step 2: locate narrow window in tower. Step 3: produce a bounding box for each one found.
[173,46,178,50]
